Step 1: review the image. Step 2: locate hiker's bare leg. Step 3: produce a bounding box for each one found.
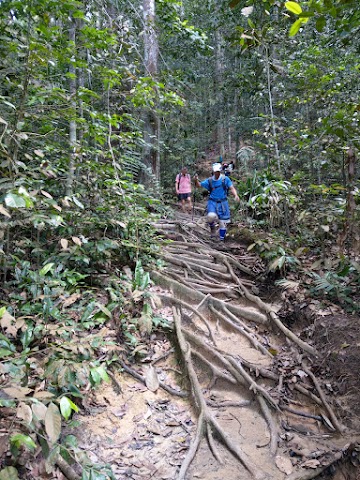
[181,199,186,212]
[186,196,192,213]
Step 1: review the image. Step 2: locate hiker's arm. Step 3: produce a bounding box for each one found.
[229,185,240,202]
[175,177,179,194]
[193,175,201,188]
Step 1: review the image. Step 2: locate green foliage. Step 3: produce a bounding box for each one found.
[248,240,300,274]
[240,171,297,228]
[307,259,360,310]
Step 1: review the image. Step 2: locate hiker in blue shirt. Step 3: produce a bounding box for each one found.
[194,163,239,241]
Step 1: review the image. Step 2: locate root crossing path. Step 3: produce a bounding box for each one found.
[149,211,350,480]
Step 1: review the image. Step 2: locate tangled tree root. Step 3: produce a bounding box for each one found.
[149,219,346,479]
[173,307,267,480]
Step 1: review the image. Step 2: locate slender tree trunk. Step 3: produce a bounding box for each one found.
[264,45,280,171]
[65,18,77,197]
[215,30,225,158]
[143,0,160,183]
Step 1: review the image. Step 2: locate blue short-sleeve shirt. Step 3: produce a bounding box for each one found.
[201,175,233,201]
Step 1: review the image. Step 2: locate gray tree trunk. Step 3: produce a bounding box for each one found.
[65,18,77,197]
[143,0,160,183]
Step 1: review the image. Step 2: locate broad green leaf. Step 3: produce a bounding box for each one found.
[289,19,302,36]
[285,1,302,15]
[59,396,78,420]
[72,196,84,209]
[39,263,54,276]
[95,366,110,382]
[4,193,26,209]
[45,403,62,444]
[96,303,112,318]
[0,307,6,317]
[0,466,19,480]
[10,434,36,451]
[315,16,326,31]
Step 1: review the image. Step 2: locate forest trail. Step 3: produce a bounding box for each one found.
[75,209,355,480]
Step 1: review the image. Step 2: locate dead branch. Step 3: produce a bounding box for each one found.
[280,405,322,422]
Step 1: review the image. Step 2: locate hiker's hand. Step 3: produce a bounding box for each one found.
[193,175,198,181]
[234,194,240,202]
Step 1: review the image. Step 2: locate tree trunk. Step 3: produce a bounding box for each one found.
[264,45,280,172]
[65,17,77,197]
[215,30,225,158]
[143,0,160,183]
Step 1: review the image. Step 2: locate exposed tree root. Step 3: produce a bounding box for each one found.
[150,219,346,479]
[158,294,217,345]
[210,305,272,357]
[303,366,344,433]
[173,307,265,480]
[207,400,252,408]
[222,256,317,356]
[55,455,81,480]
[152,271,268,323]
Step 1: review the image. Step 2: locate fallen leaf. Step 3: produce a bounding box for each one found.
[0,435,9,457]
[72,236,82,246]
[16,402,33,425]
[60,238,69,250]
[275,455,293,475]
[302,459,320,468]
[32,402,48,421]
[145,365,159,392]
[2,386,33,399]
[62,293,81,308]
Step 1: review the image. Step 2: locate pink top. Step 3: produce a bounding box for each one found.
[176,174,191,194]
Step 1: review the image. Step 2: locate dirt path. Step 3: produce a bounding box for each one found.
[75,210,356,480]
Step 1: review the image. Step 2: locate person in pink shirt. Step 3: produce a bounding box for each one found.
[175,167,192,213]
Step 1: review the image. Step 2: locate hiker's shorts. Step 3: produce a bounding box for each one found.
[178,193,191,200]
[207,199,230,221]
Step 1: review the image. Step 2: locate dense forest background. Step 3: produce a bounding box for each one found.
[0,0,359,478]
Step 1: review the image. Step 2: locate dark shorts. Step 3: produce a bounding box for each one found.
[178,193,191,200]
